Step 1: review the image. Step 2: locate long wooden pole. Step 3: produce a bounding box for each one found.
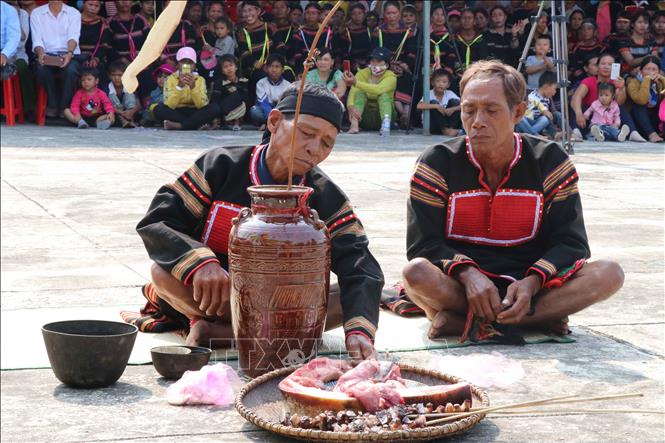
[424,392,645,426]
[287,1,343,189]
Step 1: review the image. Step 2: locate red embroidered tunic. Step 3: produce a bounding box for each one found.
[407,133,590,288]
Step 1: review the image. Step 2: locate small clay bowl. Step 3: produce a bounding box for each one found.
[42,320,138,389]
[151,345,212,379]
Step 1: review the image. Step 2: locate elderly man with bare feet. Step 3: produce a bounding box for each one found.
[126,83,384,361]
[402,60,624,341]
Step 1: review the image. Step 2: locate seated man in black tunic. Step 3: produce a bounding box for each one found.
[134,83,384,361]
[402,60,624,340]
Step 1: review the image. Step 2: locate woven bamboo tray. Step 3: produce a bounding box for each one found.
[235,362,490,441]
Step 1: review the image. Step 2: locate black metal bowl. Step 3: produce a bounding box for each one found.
[42,320,138,389]
[151,345,212,380]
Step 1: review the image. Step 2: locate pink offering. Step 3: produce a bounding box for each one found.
[167,364,242,406]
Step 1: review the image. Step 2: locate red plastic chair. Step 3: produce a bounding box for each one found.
[0,74,25,126]
[35,83,47,125]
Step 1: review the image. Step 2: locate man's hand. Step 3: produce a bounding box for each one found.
[437,106,447,116]
[191,262,230,317]
[455,266,502,321]
[346,334,377,362]
[443,107,455,116]
[497,274,541,324]
[0,54,7,67]
[543,110,554,121]
[61,52,73,68]
[37,51,45,65]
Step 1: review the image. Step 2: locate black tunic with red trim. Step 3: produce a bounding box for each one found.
[137,144,384,341]
[407,133,590,288]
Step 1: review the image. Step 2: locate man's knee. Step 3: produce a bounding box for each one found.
[402,258,436,289]
[150,262,171,288]
[588,260,625,301]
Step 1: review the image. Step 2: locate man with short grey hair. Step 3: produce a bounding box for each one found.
[402,60,624,341]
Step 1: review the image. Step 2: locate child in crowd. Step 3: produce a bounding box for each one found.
[416,69,461,136]
[211,54,249,131]
[584,82,630,142]
[250,54,292,128]
[517,71,561,139]
[153,47,220,130]
[64,68,114,129]
[525,35,554,91]
[107,61,141,128]
[214,17,235,58]
[140,63,175,127]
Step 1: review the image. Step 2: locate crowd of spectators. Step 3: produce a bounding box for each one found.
[1,0,664,141]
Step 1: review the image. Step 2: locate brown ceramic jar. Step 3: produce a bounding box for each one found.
[229,185,330,377]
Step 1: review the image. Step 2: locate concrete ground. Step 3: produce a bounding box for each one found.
[1,125,663,442]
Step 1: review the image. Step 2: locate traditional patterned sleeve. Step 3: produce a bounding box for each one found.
[527,150,590,287]
[312,178,384,343]
[406,146,478,275]
[136,151,223,285]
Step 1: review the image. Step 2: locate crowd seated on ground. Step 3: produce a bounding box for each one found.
[1,0,664,141]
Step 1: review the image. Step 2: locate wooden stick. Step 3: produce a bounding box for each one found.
[487,409,665,415]
[287,0,343,189]
[424,392,644,426]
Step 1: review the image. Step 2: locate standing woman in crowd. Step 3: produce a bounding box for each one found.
[305,47,345,100]
[371,0,417,129]
[137,0,156,27]
[428,4,449,71]
[626,56,665,143]
[185,1,204,36]
[290,3,331,75]
[338,2,372,72]
[484,5,522,68]
[567,8,585,51]
[108,0,150,64]
[270,0,293,57]
[236,1,274,98]
[652,11,665,57]
[79,0,111,74]
[446,8,488,79]
[474,7,489,34]
[619,12,658,74]
[159,1,198,65]
[200,1,225,45]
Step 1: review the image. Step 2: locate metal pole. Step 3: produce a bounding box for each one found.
[422,1,431,135]
[517,0,548,72]
[550,0,572,153]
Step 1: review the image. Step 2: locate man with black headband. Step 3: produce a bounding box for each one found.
[130,82,384,362]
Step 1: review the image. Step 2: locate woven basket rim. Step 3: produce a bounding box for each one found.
[234,362,490,441]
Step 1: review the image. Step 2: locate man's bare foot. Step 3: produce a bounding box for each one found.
[185,319,234,348]
[164,120,181,130]
[428,310,466,339]
[542,317,570,335]
[525,316,570,335]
